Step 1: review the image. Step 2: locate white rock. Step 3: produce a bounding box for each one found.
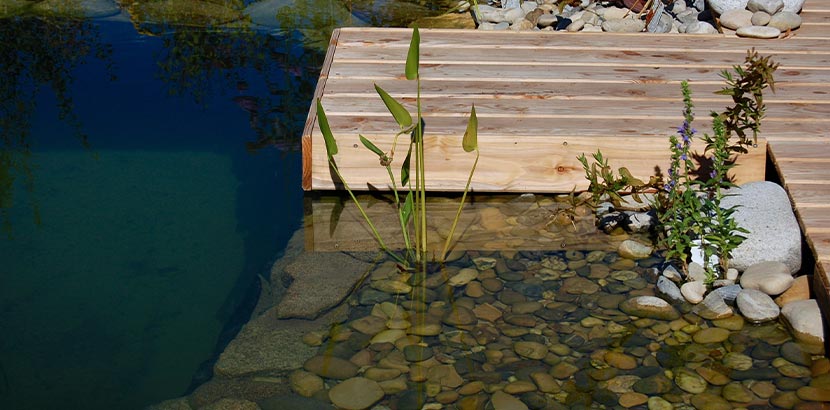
[504,7,526,22]
[726,268,739,281]
[707,0,749,15]
[768,11,802,30]
[751,11,771,26]
[719,9,754,29]
[722,182,801,273]
[537,13,557,27]
[618,239,653,259]
[600,6,630,20]
[686,21,719,34]
[740,261,794,295]
[681,280,707,304]
[602,18,646,32]
[736,288,780,323]
[521,1,538,13]
[687,262,708,282]
[747,0,784,13]
[567,19,586,31]
[736,25,781,38]
[781,300,825,354]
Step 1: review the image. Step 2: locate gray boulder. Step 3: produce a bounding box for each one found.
[721,182,801,274]
[736,288,780,323]
[708,0,749,14]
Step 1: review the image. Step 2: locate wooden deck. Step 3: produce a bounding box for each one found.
[301,5,830,313]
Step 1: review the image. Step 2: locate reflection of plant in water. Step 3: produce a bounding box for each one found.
[154,27,323,152]
[0,16,114,236]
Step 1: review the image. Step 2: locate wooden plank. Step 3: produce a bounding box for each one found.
[798,208,830,236]
[775,159,830,182]
[318,93,830,119]
[308,133,766,191]
[322,79,830,102]
[334,27,830,51]
[304,193,643,252]
[786,183,830,207]
[326,62,830,84]
[302,28,341,191]
[331,46,830,68]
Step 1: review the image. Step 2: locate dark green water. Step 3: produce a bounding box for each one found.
[0,9,319,410]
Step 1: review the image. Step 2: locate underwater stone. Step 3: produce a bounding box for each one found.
[694,291,733,320]
[619,296,680,320]
[329,377,384,410]
[618,240,654,260]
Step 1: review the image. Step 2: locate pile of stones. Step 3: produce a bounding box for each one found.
[455,0,805,37]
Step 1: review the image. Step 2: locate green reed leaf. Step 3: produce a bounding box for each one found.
[405,27,419,81]
[359,134,385,158]
[316,99,337,157]
[402,191,414,225]
[462,104,478,153]
[401,143,412,186]
[374,84,412,129]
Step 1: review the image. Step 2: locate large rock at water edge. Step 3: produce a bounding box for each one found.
[736,288,780,323]
[781,299,826,354]
[721,182,801,274]
[740,261,794,295]
[277,252,372,319]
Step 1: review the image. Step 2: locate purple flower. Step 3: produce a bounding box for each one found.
[710,170,717,179]
[680,154,687,161]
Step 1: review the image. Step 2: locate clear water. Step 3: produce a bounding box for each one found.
[0,10,319,410]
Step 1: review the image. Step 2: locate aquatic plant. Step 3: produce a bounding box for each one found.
[582,51,777,284]
[316,27,479,269]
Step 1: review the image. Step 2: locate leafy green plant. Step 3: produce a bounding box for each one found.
[577,150,653,207]
[315,27,479,268]
[713,48,779,150]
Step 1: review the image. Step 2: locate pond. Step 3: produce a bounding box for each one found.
[0,1,454,409]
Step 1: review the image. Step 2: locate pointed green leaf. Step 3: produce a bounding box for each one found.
[405,27,419,80]
[374,84,412,129]
[401,144,412,186]
[316,99,337,157]
[359,134,385,158]
[402,191,414,225]
[462,104,478,153]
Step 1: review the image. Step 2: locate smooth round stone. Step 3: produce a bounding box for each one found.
[504,380,537,394]
[512,301,543,314]
[364,367,402,381]
[443,306,476,326]
[304,355,359,379]
[350,315,388,335]
[371,329,407,345]
[713,315,745,331]
[403,345,433,362]
[647,396,674,410]
[723,352,754,371]
[619,392,648,408]
[580,316,605,328]
[779,363,812,378]
[693,327,731,344]
[723,381,753,402]
[738,288,782,323]
[602,18,646,33]
[782,342,813,367]
[782,300,825,349]
[798,386,830,401]
[465,281,485,298]
[605,351,638,370]
[690,393,732,410]
[618,239,653,259]
[491,391,529,410]
[505,314,538,328]
[481,277,504,292]
[329,377,384,410]
[633,374,673,394]
[680,281,706,304]
[740,261,794,296]
[675,367,708,393]
[435,390,459,404]
[751,380,777,398]
[449,268,479,287]
[696,366,730,385]
[752,10,771,25]
[289,370,325,397]
[737,25,782,38]
[387,318,411,330]
[531,371,561,393]
[514,341,548,360]
[777,376,807,390]
[731,367,781,380]
[719,9,754,29]
[605,375,641,393]
[694,291,733,320]
[771,391,800,408]
[458,380,485,395]
[551,362,580,379]
[769,11,802,30]
[408,323,442,336]
[619,296,680,320]
[562,276,600,294]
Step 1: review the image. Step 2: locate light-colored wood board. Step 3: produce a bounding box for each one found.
[317,94,830,119]
[331,46,830,68]
[308,133,765,191]
[302,28,341,191]
[304,193,643,252]
[769,140,830,160]
[326,62,830,84]
[775,160,830,183]
[322,78,830,102]
[334,27,830,51]
[807,233,830,264]
[309,114,829,141]
[797,208,830,236]
[786,183,830,207]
